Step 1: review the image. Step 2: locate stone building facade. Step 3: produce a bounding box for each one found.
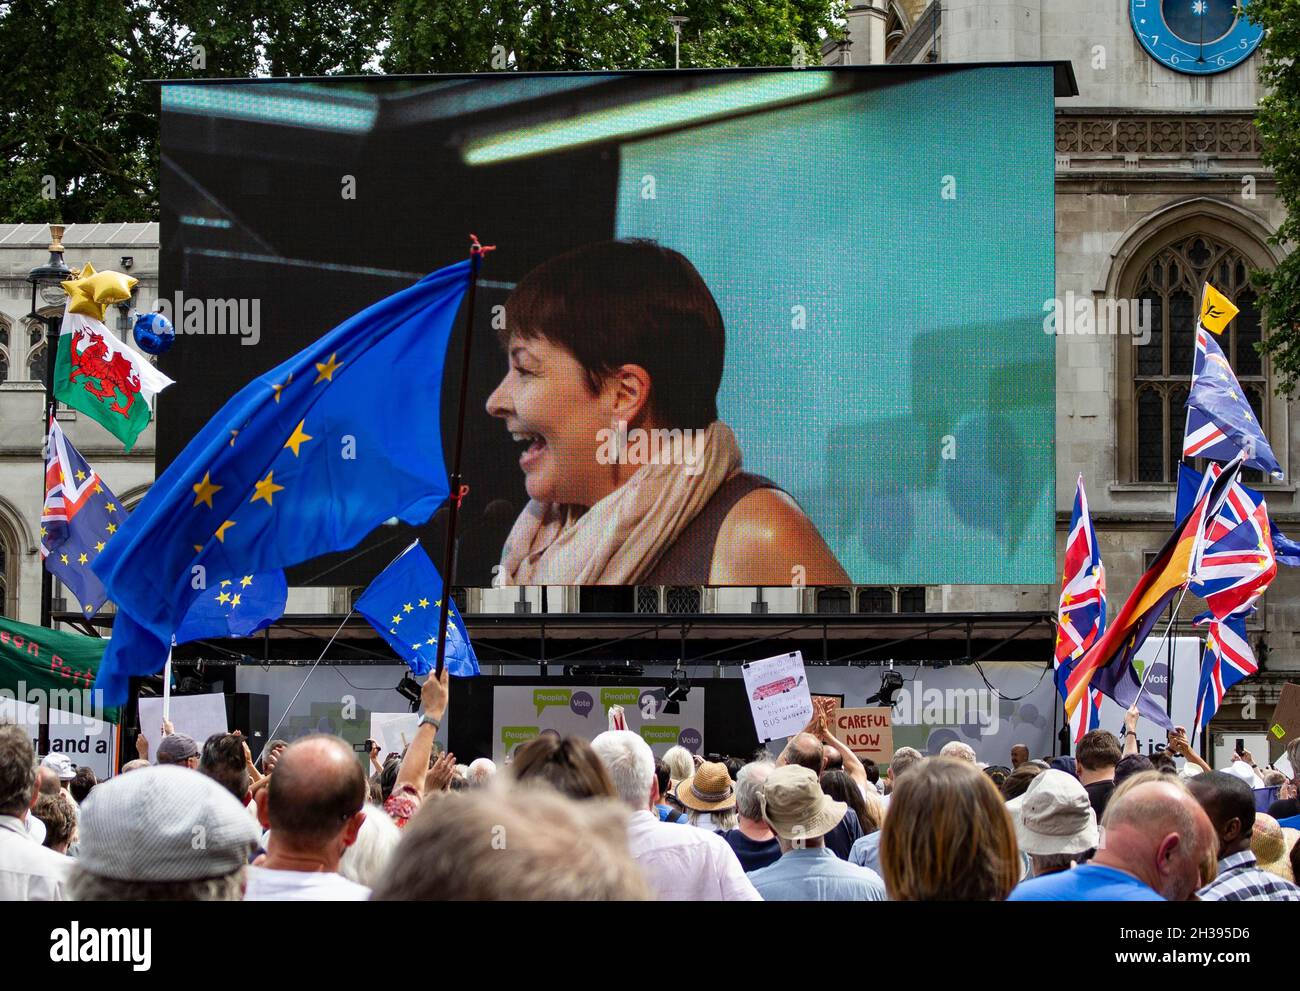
[829,2,1298,733]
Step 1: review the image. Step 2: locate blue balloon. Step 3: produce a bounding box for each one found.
[133,311,175,355]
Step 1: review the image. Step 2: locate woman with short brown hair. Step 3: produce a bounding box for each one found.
[509,734,618,802]
[880,757,1020,901]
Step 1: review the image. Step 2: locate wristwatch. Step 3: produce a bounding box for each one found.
[419,712,441,731]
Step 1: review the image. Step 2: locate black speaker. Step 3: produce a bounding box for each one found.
[224,693,270,761]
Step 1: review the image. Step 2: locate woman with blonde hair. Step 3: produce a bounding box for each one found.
[662,745,696,787]
[880,757,1020,901]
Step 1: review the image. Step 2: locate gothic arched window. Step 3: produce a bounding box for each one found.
[1133,235,1269,483]
[26,320,48,383]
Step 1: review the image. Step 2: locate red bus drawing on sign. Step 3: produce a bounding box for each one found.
[751,675,805,703]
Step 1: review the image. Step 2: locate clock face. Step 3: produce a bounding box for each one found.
[1130,0,1264,75]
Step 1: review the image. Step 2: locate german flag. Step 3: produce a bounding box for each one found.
[1064,456,1243,719]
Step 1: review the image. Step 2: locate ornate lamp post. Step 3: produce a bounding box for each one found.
[27,224,72,628]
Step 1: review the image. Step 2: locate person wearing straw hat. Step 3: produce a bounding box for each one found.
[1251,814,1297,884]
[1189,771,1300,901]
[746,765,885,901]
[674,761,738,832]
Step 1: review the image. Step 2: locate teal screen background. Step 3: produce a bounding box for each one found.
[615,67,1056,584]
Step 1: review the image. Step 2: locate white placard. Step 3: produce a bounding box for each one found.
[1275,752,1294,779]
[369,712,421,761]
[46,712,117,780]
[138,692,229,762]
[742,651,812,743]
[0,697,41,740]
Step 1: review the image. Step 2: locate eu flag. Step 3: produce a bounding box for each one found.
[42,418,123,617]
[174,570,288,644]
[92,257,476,704]
[355,540,479,677]
[1184,327,1282,479]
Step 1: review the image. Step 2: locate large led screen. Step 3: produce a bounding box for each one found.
[158,66,1057,588]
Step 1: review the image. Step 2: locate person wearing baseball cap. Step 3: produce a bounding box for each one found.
[38,753,79,811]
[40,753,77,784]
[68,764,261,900]
[746,765,885,901]
[156,733,200,769]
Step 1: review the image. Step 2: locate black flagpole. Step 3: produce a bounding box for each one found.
[433,235,492,678]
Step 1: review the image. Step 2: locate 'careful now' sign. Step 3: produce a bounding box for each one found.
[829,707,894,763]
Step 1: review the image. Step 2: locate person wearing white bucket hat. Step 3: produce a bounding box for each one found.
[1007,769,1099,880]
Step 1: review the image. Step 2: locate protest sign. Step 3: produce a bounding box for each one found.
[829,706,894,763]
[742,651,812,743]
[138,693,229,762]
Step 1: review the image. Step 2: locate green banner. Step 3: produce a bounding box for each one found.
[0,616,118,723]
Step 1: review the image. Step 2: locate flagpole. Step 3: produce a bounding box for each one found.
[1130,586,1189,715]
[162,645,173,727]
[265,609,355,743]
[432,236,491,679]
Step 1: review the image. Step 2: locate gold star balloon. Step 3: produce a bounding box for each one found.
[61,262,137,321]
[62,262,101,319]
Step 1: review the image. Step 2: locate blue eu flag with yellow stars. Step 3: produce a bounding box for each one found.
[92,257,476,705]
[174,570,288,644]
[355,541,479,677]
[42,417,121,618]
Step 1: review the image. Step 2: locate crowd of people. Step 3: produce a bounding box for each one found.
[2,681,1299,901]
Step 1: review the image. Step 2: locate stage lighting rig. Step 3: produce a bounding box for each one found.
[663,665,691,715]
[865,669,905,710]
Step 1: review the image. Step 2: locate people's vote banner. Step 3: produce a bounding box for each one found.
[829,707,894,763]
[742,651,813,743]
[491,684,705,763]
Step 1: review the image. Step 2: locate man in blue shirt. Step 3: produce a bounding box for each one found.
[747,765,886,901]
[1009,775,1217,901]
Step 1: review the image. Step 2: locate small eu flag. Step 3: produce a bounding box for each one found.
[92,255,477,705]
[174,570,288,645]
[41,417,122,617]
[355,541,479,677]
[1184,325,1283,479]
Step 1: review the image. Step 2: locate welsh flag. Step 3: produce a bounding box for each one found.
[53,308,173,451]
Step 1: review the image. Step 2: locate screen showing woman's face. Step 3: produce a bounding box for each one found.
[486,335,613,506]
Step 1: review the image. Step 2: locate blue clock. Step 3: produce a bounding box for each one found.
[1130,0,1263,75]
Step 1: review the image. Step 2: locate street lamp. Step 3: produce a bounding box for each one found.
[27,224,72,629]
[668,15,689,69]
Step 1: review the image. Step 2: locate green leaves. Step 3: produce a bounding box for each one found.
[1249,0,1300,396]
[0,0,843,224]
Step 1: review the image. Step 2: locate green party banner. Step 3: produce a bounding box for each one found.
[0,616,118,723]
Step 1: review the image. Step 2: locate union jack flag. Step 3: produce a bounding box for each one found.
[1054,476,1106,743]
[1182,463,1277,622]
[1193,613,1257,734]
[41,416,122,616]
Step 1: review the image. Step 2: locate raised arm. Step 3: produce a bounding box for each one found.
[1123,703,1140,757]
[394,667,449,798]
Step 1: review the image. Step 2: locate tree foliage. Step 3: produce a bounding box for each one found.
[1250,0,1300,397]
[0,0,843,224]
